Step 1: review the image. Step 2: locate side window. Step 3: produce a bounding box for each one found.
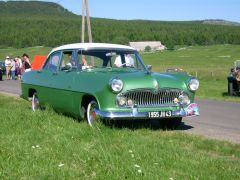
[60,51,77,71]
[77,51,103,69]
[43,51,61,72]
[127,54,137,68]
[109,54,119,67]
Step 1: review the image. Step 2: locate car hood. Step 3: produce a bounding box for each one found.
[119,71,188,91]
[86,68,190,91]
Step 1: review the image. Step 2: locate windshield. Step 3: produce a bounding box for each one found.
[77,49,146,71]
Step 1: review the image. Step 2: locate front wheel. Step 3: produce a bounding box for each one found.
[87,100,99,127]
[32,92,40,111]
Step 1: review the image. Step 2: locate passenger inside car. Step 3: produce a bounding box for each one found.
[81,55,88,66]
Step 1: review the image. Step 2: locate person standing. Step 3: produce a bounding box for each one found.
[22,53,31,73]
[15,57,22,80]
[0,65,3,81]
[4,56,11,80]
[10,58,16,80]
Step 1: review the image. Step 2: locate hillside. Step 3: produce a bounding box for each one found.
[0,1,240,48]
[0,1,75,17]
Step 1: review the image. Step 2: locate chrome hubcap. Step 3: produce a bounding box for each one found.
[87,101,98,127]
[32,94,39,111]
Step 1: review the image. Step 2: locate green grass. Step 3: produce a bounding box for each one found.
[0,46,51,60]
[1,44,240,101]
[0,94,240,179]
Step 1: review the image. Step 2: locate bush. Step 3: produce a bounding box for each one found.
[144,45,151,52]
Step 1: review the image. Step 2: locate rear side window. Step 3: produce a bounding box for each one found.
[43,51,61,72]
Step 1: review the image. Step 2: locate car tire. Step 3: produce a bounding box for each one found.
[80,106,86,119]
[87,100,99,127]
[228,82,233,96]
[32,92,40,111]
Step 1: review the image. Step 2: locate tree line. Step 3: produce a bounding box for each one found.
[0,2,240,49]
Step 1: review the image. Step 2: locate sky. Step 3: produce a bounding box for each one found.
[5,0,240,22]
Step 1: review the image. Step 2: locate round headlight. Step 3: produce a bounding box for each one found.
[188,78,199,91]
[110,78,123,92]
[178,94,190,105]
[117,96,127,106]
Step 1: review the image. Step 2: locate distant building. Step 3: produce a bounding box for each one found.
[129,41,165,51]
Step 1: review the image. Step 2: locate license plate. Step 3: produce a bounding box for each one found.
[148,111,172,118]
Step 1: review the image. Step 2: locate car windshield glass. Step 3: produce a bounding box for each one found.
[77,49,146,71]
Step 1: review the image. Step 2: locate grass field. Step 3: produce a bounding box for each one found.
[0,94,240,179]
[1,44,240,102]
[0,46,51,59]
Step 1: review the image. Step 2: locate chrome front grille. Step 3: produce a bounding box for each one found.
[121,89,183,107]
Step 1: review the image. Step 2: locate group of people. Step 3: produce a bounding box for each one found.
[3,53,31,80]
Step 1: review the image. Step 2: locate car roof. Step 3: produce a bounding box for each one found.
[50,43,136,54]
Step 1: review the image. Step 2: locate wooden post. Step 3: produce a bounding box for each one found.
[81,0,85,43]
[81,0,93,43]
[85,0,94,65]
[85,0,93,43]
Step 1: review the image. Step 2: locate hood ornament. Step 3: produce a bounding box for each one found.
[153,81,160,94]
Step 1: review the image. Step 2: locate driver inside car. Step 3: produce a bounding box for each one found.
[114,54,134,67]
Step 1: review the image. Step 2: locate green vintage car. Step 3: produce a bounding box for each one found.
[21,43,200,127]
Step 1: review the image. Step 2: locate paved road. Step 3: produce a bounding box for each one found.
[0,80,239,144]
[183,99,240,144]
[0,80,21,96]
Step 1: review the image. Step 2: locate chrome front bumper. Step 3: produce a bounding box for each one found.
[95,103,199,120]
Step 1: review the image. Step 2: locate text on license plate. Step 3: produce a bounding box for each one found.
[148,111,172,118]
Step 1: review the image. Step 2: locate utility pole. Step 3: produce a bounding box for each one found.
[81,0,93,43]
[81,0,85,43]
